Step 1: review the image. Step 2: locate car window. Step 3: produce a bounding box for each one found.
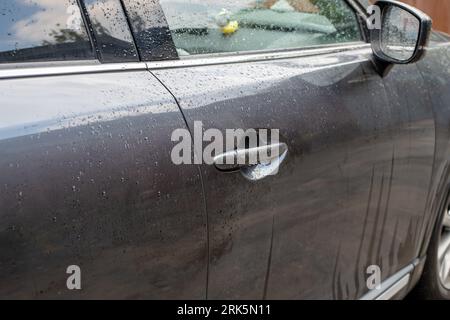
[159,0,362,56]
[0,0,94,64]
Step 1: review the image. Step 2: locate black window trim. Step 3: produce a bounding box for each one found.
[77,0,100,61]
[117,0,142,61]
[76,0,99,60]
[78,0,140,63]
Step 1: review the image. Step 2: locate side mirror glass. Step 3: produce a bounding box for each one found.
[371,0,432,64]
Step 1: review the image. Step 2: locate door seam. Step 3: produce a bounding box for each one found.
[147,68,211,300]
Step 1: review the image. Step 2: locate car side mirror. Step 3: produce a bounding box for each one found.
[370,0,432,76]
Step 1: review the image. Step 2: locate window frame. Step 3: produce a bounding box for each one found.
[0,0,144,69]
[0,0,372,73]
[79,0,140,63]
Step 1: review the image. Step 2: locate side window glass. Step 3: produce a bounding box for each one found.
[82,0,139,62]
[0,0,94,64]
[159,0,362,57]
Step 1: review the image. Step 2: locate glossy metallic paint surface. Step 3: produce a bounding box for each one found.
[0,0,449,297]
[0,72,207,299]
[153,45,437,299]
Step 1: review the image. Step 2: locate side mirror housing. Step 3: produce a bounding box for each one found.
[370,0,432,76]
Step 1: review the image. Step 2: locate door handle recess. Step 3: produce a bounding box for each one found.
[213,143,288,181]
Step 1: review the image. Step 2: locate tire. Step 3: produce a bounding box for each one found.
[412,200,450,299]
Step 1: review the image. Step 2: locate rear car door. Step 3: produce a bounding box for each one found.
[146,0,435,299]
[0,0,207,299]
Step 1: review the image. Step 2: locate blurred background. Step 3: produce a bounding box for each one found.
[400,0,449,33]
[367,0,449,33]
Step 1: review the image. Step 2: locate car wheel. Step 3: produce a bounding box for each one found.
[413,201,450,299]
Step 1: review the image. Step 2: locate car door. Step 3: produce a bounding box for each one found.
[0,0,207,299]
[143,0,436,299]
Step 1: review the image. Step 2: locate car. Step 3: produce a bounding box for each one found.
[0,0,449,300]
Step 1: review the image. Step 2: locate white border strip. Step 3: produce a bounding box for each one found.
[360,263,414,300]
[147,43,371,70]
[0,62,148,80]
[376,274,411,300]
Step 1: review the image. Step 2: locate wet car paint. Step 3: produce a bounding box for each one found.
[0,71,207,299]
[152,44,437,299]
[415,41,450,258]
[0,0,449,300]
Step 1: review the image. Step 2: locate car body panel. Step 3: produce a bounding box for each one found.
[152,43,435,298]
[0,69,207,299]
[415,39,450,258]
[0,0,449,300]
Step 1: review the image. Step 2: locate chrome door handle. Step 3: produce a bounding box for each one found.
[213,143,288,181]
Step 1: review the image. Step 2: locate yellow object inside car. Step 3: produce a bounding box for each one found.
[221,21,239,35]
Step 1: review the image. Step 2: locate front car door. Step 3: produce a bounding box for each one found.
[142,0,436,299]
